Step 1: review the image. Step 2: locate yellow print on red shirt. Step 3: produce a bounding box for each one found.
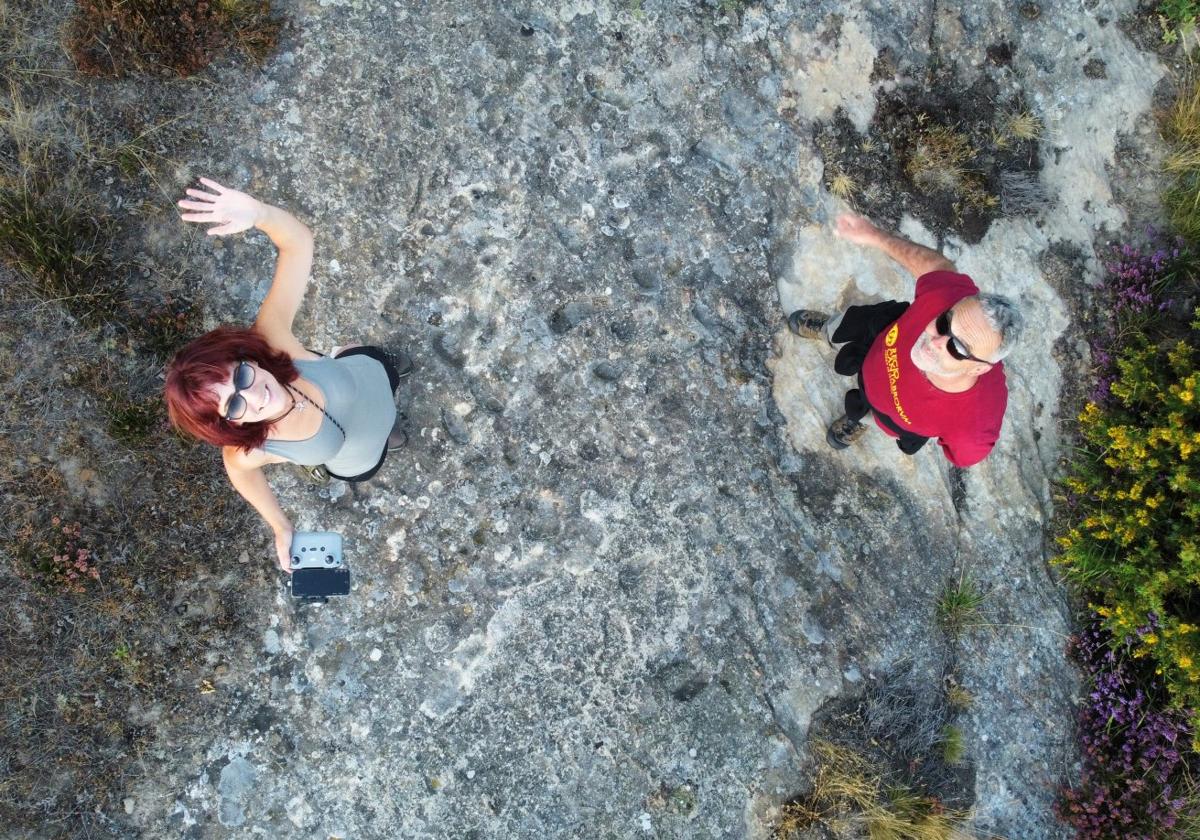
[882,324,912,425]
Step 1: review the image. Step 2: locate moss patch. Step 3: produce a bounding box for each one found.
[814,76,1044,243]
[67,0,281,78]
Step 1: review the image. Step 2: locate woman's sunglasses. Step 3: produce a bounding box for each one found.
[221,361,255,421]
[935,309,992,365]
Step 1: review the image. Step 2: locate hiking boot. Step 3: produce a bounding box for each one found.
[826,414,867,450]
[303,464,331,484]
[387,413,409,452]
[389,350,414,379]
[787,309,831,341]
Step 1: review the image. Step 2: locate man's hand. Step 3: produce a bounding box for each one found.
[178,177,265,236]
[274,527,295,574]
[834,213,881,247]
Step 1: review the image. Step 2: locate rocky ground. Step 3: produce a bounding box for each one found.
[2,0,1175,837]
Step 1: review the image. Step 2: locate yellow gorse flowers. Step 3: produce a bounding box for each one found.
[1056,321,1200,724]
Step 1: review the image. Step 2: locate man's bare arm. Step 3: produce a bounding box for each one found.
[834,213,955,278]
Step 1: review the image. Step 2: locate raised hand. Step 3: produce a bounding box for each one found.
[833,212,881,247]
[178,177,265,236]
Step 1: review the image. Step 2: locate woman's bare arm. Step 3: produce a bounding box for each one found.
[178,178,316,359]
[251,203,315,355]
[222,446,296,572]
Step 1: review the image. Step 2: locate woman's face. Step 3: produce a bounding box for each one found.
[209,361,287,425]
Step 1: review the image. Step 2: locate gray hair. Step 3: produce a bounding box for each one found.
[976,293,1023,362]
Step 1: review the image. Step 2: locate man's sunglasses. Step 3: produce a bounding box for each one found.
[935,309,992,365]
[221,361,255,421]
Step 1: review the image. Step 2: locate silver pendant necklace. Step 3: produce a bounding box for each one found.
[284,381,346,439]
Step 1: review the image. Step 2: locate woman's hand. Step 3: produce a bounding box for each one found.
[178,177,265,236]
[834,213,881,247]
[273,527,295,575]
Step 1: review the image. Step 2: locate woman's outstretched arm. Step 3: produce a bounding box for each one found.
[178,177,315,358]
[222,446,296,573]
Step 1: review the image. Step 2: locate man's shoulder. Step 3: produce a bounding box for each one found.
[914,270,980,301]
[959,365,1009,426]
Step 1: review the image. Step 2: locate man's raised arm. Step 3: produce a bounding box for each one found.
[834,213,955,278]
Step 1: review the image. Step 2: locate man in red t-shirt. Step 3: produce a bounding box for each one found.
[787,214,1023,467]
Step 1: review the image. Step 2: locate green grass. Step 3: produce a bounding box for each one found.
[935,571,985,634]
[938,725,966,766]
[105,395,165,445]
[130,296,202,359]
[0,187,120,319]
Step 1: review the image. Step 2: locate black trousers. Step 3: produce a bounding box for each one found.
[829,302,929,456]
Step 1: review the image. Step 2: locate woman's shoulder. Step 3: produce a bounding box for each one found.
[250,324,322,362]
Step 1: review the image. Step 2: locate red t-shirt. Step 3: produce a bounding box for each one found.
[860,271,1008,467]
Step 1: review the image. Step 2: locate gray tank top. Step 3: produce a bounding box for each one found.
[261,356,396,475]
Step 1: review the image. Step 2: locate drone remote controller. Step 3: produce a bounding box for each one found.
[288,531,350,598]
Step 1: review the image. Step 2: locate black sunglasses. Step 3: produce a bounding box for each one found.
[221,361,255,421]
[935,309,992,365]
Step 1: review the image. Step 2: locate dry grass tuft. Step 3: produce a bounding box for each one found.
[1164,70,1200,242]
[1004,111,1041,142]
[905,125,994,212]
[945,683,974,712]
[906,126,974,193]
[830,170,858,199]
[774,741,973,840]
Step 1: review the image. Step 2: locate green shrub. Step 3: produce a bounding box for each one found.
[1161,0,1200,38]
[1055,312,1200,717]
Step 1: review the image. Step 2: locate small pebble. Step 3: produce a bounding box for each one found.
[369,648,382,662]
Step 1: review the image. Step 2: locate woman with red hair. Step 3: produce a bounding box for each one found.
[164,178,409,573]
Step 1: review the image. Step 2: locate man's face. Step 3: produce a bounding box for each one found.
[910,297,1002,378]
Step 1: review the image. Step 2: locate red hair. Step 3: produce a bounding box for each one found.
[164,326,299,451]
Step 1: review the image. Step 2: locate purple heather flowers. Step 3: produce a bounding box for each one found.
[1089,233,1186,405]
[1057,623,1193,838]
